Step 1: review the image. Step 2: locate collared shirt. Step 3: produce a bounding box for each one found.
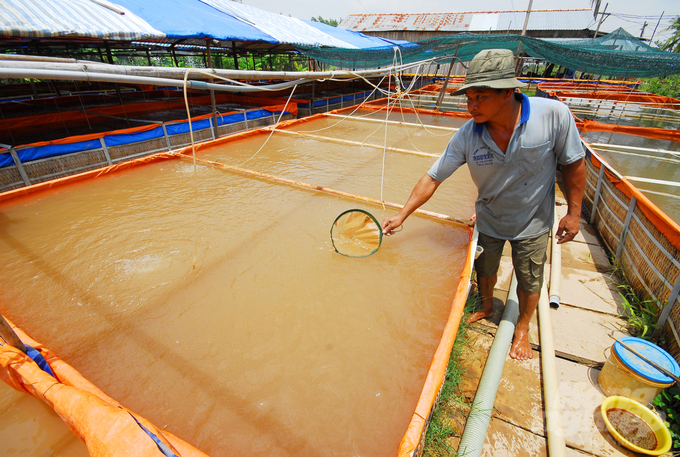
[428,93,584,240]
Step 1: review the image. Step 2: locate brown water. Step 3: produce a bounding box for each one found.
[0,115,474,456]
[607,408,657,450]
[0,381,89,456]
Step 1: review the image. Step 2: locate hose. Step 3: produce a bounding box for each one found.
[457,272,519,456]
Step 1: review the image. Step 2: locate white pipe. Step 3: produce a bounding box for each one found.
[0,68,311,93]
[0,57,434,82]
[549,217,562,309]
[458,272,519,457]
[538,276,567,457]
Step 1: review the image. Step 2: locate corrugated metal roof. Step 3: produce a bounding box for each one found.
[340,9,595,33]
[0,0,165,40]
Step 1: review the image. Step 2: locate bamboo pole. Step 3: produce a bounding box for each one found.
[175,154,473,227]
[270,129,440,159]
[324,113,459,131]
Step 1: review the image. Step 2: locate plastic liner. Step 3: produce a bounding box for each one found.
[398,227,474,456]
[0,317,209,457]
[0,102,295,168]
[577,119,680,143]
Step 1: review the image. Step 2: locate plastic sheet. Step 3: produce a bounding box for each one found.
[0,317,209,457]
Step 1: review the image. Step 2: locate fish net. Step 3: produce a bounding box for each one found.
[295,28,680,78]
[330,209,382,258]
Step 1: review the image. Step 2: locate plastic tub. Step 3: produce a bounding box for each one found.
[598,337,680,405]
[601,396,672,455]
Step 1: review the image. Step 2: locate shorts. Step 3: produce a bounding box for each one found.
[474,231,550,295]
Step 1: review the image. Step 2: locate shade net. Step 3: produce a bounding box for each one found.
[295,28,680,78]
[330,209,382,258]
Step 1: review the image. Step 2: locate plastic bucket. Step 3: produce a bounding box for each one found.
[598,337,679,405]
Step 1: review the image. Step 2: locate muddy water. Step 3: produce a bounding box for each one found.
[0,135,472,456]
[0,381,89,456]
[205,117,477,222]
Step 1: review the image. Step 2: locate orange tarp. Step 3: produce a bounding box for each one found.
[4,103,294,151]
[2,92,299,137]
[577,119,680,143]
[397,227,474,456]
[549,91,680,110]
[0,317,209,457]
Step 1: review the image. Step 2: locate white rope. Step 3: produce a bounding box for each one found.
[183,69,199,270]
[240,84,299,166]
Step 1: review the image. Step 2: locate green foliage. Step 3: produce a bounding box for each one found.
[422,291,477,456]
[657,16,680,53]
[653,385,680,450]
[311,16,339,27]
[639,74,680,99]
[615,278,660,340]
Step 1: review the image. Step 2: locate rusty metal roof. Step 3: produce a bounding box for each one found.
[340,9,595,33]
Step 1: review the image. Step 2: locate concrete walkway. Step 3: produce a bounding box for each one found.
[448,174,648,456]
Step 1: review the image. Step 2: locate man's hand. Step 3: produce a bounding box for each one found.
[382,214,405,236]
[381,174,441,236]
[555,213,580,244]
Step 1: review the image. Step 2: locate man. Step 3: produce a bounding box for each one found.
[381,49,586,360]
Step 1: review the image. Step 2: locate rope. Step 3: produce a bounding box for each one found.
[239,84,298,166]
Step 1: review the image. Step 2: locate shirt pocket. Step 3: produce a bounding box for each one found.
[518,140,552,177]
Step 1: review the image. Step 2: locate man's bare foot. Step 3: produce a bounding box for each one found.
[509,326,533,360]
[467,307,494,324]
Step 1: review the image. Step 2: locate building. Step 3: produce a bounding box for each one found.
[340,9,599,42]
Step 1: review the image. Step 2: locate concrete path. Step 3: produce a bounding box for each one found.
[447,176,655,457]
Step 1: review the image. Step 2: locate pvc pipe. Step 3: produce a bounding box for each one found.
[549,218,561,309]
[538,278,567,457]
[0,67,311,93]
[458,272,519,457]
[0,58,432,81]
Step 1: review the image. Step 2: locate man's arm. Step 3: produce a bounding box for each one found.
[555,157,586,244]
[381,173,441,235]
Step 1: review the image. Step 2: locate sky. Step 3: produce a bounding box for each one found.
[242,0,678,44]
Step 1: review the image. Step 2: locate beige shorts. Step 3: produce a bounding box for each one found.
[474,231,550,295]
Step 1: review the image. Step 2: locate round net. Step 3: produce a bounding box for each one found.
[330,209,383,258]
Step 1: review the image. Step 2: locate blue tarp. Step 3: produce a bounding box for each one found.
[0,108,293,169]
[109,0,278,43]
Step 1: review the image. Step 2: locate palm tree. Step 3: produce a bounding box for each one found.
[659,16,680,52]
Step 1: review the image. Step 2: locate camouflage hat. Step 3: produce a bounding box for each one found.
[452,49,527,96]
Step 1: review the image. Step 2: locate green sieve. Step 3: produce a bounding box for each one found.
[330,209,383,258]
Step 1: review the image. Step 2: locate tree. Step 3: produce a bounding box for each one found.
[658,15,680,53]
[311,16,339,27]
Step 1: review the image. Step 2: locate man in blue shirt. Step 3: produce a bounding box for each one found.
[381,49,586,360]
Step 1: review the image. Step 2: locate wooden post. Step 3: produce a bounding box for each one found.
[435,42,461,111]
[232,41,239,70]
[206,39,219,139]
[615,196,637,261]
[8,146,31,186]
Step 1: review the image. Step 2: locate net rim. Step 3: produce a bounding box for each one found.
[330,208,383,258]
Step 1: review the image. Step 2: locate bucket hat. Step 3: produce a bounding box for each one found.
[452,49,527,96]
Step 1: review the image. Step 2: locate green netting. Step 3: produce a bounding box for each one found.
[295,28,680,78]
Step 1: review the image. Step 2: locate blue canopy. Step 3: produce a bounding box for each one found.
[111,0,278,43]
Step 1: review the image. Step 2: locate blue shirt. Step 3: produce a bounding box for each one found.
[428,93,584,240]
